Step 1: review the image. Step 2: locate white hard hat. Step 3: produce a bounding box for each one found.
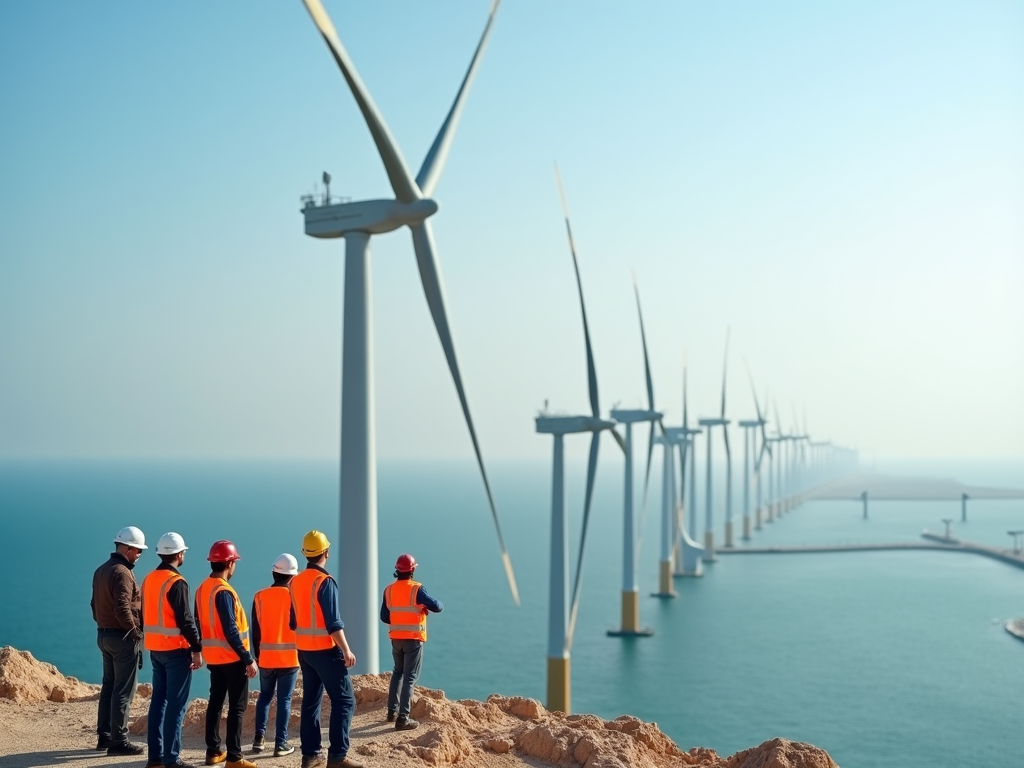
[272,553,299,575]
[114,526,147,550]
[156,532,188,555]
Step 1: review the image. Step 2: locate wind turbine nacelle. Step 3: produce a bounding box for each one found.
[535,415,615,435]
[303,198,439,238]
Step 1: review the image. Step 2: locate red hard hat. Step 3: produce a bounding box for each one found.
[395,553,417,572]
[208,540,241,563]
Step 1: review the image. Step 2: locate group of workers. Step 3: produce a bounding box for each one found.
[91,526,443,768]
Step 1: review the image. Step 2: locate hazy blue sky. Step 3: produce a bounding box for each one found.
[1,0,1022,462]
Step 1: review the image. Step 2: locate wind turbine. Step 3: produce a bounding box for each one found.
[739,363,769,538]
[698,329,732,559]
[535,168,617,713]
[608,279,660,637]
[669,365,704,577]
[297,0,517,673]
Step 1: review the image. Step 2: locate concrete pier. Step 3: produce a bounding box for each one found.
[718,532,1024,571]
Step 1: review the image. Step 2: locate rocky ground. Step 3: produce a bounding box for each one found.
[0,646,839,768]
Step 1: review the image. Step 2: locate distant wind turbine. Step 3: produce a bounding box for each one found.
[674,365,705,576]
[535,167,618,713]
[698,328,732,559]
[297,0,517,673]
[609,279,661,637]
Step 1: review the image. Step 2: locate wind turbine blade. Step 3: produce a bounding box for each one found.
[555,164,599,419]
[610,427,627,454]
[720,326,731,419]
[682,362,689,430]
[633,277,655,413]
[637,419,655,563]
[743,358,764,424]
[410,219,518,605]
[566,430,600,649]
[416,0,502,196]
[300,0,420,204]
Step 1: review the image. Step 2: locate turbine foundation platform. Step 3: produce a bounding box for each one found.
[610,590,654,636]
[607,627,656,637]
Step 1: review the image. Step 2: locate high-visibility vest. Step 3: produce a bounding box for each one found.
[142,569,190,652]
[384,579,427,642]
[253,586,298,668]
[195,576,250,665]
[288,568,336,651]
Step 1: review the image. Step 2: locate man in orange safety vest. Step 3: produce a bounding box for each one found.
[380,553,443,731]
[250,554,300,758]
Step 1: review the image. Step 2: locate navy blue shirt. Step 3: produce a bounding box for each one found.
[288,564,345,635]
[380,580,443,625]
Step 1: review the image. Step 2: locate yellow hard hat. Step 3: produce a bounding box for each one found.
[302,530,331,557]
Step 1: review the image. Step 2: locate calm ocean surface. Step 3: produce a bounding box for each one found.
[1,456,1022,767]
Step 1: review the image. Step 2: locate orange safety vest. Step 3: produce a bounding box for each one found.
[253,586,298,668]
[384,579,427,642]
[195,576,250,665]
[288,568,336,651]
[142,569,190,652]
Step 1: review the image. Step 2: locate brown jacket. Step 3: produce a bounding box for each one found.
[91,552,142,638]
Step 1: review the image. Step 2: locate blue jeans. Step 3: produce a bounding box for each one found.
[298,649,354,760]
[96,630,140,745]
[148,649,193,765]
[388,639,423,719]
[255,667,298,747]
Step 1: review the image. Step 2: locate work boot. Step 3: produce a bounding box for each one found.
[165,760,200,768]
[107,742,145,756]
[300,753,326,768]
[394,717,419,731]
[326,758,365,768]
[274,742,295,757]
[251,733,265,753]
[205,750,227,765]
[95,736,111,751]
[226,760,258,768]
[145,760,163,768]
[386,710,396,723]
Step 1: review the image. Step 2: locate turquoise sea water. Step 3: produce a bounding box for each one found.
[1,457,1022,767]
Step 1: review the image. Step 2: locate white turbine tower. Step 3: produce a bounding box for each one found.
[698,329,732,560]
[297,0,517,673]
[535,168,618,714]
[674,365,705,576]
[609,280,661,637]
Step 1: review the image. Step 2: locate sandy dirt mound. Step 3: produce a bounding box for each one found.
[0,646,100,704]
[717,737,839,768]
[1,648,840,768]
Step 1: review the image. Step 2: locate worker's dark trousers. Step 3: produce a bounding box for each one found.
[298,648,354,760]
[205,661,249,761]
[388,639,424,719]
[96,630,140,745]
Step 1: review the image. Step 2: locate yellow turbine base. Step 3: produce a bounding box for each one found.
[621,590,640,633]
[546,656,570,714]
[658,560,674,595]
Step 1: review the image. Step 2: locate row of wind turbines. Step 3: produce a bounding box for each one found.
[538,168,857,712]
[292,0,858,711]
